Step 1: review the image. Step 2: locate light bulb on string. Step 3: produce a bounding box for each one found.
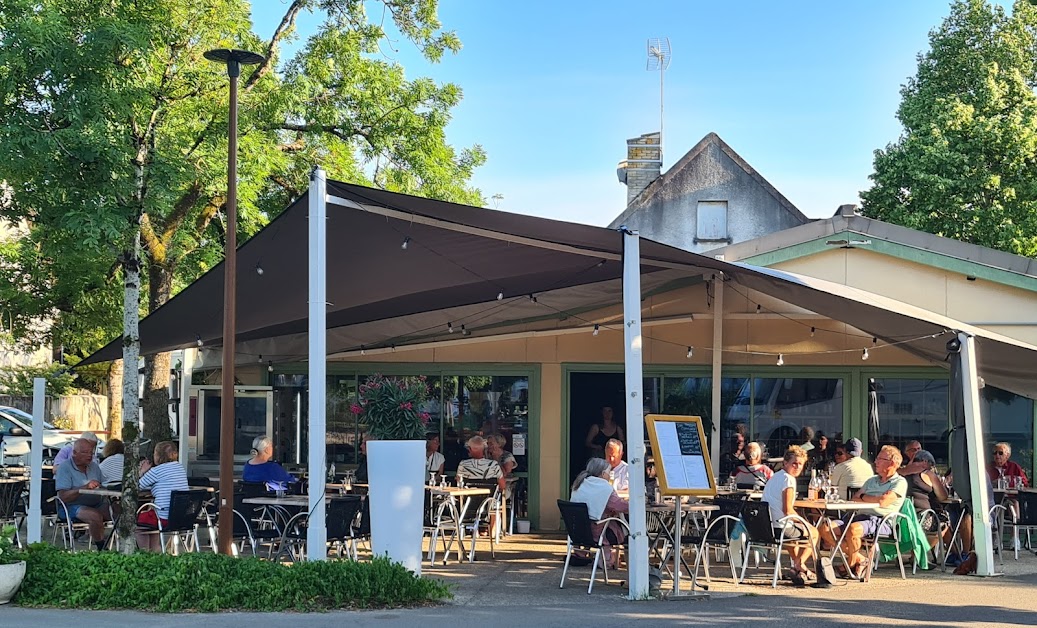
[862,348,870,361]
[592,324,600,336]
[267,361,273,373]
[400,236,411,250]
[196,336,203,347]
[461,324,469,336]
[776,353,784,367]
[686,346,694,359]
[258,354,263,363]
[360,345,366,356]
[447,322,454,333]
[756,304,762,315]
[255,263,264,276]
[497,291,504,301]
[528,294,537,303]
[810,327,816,338]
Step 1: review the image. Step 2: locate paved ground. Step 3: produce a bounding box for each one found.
[3,533,1037,626]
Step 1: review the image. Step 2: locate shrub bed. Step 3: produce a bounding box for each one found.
[16,544,451,612]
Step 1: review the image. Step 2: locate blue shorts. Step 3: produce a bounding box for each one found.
[59,503,102,522]
[834,515,893,537]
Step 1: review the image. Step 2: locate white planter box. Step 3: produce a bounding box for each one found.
[367,440,425,575]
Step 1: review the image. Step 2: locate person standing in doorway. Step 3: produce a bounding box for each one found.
[585,405,624,459]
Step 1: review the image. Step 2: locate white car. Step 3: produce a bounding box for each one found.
[0,406,101,464]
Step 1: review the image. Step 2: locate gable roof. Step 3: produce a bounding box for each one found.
[611,132,810,226]
[710,210,1037,293]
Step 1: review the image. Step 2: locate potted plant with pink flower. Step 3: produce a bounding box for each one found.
[351,374,431,574]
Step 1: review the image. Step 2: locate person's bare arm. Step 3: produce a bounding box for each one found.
[58,479,100,503]
[585,424,600,449]
[858,490,900,508]
[782,486,797,518]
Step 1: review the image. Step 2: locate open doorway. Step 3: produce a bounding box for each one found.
[568,371,627,486]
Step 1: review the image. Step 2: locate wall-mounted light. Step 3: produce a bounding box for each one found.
[401,236,411,250]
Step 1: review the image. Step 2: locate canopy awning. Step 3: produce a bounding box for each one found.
[83,180,1037,399]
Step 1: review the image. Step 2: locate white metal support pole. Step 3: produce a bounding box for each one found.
[306,166,328,560]
[178,348,195,469]
[621,228,649,599]
[27,378,45,543]
[959,332,995,576]
[710,274,724,476]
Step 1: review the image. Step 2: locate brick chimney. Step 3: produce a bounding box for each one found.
[616,132,662,205]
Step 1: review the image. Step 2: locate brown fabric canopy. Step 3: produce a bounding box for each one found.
[82,180,1037,399]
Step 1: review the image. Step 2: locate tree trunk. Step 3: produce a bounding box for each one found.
[118,227,143,555]
[142,261,175,444]
[106,360,124,440]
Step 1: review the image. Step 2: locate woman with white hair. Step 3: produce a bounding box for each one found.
[243,435,296,485]
[730,442,774,487]
[570,457,629,568]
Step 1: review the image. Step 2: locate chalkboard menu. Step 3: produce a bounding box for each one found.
[646,414,716,496]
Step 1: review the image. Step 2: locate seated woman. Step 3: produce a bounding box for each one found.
[98,438,125,486]
[570,457,629,568]
[760,445,819,586]
[136,441,189,552]
[903,449,951,549]
[243,435,296,486]
[426,433,446,480]
[730,441,773,487]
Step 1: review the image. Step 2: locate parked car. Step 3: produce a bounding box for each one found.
[0,405,104,464]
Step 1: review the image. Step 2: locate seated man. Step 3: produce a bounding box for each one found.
[456,435,505,492]
[53,431,98,469]
[55,437,113,551]
[819,444,907,579]
[830,438,873,497]
[604,438,629,492]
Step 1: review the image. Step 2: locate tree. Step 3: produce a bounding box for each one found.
[0,0,484,553]
[0,0,485,443]
[861,0,1037,257]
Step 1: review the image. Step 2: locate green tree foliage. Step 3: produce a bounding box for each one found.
[861,0,1037,257]
[0,363,76,396]
[0,0,485,440]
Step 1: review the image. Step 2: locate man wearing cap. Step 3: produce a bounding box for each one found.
[53,431,98,468]
[830,438,873,497]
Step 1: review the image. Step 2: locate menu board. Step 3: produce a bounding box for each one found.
[646,414,716,496]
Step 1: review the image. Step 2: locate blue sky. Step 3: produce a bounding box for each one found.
[251,1,1011,225]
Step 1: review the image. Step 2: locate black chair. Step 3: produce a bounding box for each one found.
[136,489,210,554]
[739,500,816,588]
[187,476,212,488]
[557,499,630,594]
[230,491,284,557]
[327,495,365,559]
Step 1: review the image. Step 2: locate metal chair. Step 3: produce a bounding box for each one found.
[0,480,26,548]
[136,489,209,554]
[52,495,103,552]
[458,480,501,562]
[557,499,631,594]
[738,500,817,588]
[689,496,748,590]
[860,510,912,581]
[230,491,284,557]
[423,488,461,565]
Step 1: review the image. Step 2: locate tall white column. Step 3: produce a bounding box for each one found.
[621,228,649,599]
[27,378,46,543]
[959,332,995,576]
[307,167,328,560]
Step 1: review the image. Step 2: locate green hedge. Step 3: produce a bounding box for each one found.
[15,545,451,612]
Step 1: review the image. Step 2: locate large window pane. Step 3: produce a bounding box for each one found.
[732,377,843,459]
[871,378,948,465]
[981,386,1034,478]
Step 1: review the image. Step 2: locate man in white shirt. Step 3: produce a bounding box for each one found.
[604,438,629,492]
[831,438,873,497]
[456,435,505,492]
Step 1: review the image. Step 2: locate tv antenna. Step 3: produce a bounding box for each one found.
[646,37,671,166]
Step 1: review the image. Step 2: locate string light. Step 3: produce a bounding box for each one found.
[497,291,504,301]
[267,361,273,373]
[528,294,537,303]
[592,324,600,336]
[756,304,762,314]
[461,324,469,336]
[686,346,693,359]
[447,322,454,333]
[862,348,870,361]
[776,353,784,366]
[255,263,264,276]
[401,236,411,250]
[196,335,203,347]
[810,327,816,338]
[360,345,366,356]
[258,354,263,363]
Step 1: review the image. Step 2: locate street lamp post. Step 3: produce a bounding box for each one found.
[204,47,265,555]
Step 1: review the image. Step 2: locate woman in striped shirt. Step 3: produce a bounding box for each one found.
[135,440,189,551]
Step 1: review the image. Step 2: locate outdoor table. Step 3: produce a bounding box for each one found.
[425,485,491,563]
[715,489,763,500]
[646,500,719,596]
[794,498,876,570]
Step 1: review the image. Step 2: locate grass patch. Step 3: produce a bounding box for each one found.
[15,544,451,612]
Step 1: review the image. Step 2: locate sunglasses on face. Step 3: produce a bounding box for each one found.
[994,451,1007,456]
